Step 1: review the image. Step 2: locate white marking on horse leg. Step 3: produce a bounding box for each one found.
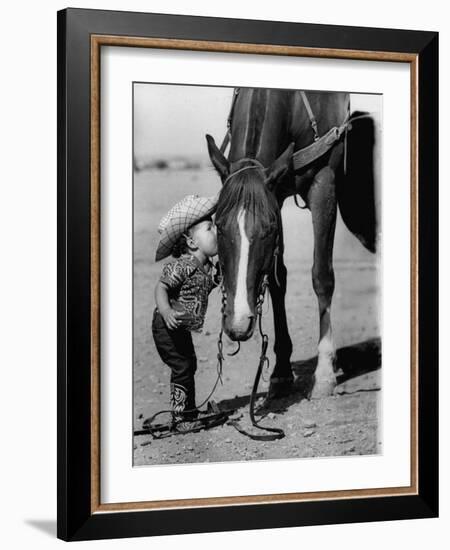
[312,308,337,398]
[233,208,252,328]
[317,332,336,379]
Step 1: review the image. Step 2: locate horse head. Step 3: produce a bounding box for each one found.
[206,134,294,341]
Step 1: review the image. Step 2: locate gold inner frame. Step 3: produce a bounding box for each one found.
[90,35,419,514]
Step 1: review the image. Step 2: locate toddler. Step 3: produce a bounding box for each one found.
[152,194,219,432]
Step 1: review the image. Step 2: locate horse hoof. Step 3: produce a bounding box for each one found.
[310,379,336,399]
[266,377,294,401]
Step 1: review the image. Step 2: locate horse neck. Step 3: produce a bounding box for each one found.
[229,88,293,165]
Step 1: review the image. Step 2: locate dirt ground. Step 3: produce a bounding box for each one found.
[133,168,381,466]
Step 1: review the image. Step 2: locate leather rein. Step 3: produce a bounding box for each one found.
[215,272,285,443]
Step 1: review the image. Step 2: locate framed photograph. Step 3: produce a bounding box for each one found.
[57,8,438,542]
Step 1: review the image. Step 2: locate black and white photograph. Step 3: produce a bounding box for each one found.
[0,0,444,546]
[133,83,382,466]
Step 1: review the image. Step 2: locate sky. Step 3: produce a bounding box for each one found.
[133,83,381,161]
[134,83,233,160]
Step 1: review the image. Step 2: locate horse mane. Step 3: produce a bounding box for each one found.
[216,167,279,231]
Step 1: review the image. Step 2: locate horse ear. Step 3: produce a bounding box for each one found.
[206,134,230,183]
[265,142,295,188]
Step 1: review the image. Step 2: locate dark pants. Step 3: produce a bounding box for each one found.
[151,309,198,420]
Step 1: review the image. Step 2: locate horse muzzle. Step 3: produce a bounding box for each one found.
[222,312,256,341]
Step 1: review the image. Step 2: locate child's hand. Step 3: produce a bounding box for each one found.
[160,307,183,330]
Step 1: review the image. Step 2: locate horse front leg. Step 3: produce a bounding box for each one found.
[308,165,338,398]
[266,251,294,399]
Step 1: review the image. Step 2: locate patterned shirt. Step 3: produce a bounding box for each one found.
[158,254,217,332]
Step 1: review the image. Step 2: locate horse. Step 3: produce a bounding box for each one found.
[206,87,377,399]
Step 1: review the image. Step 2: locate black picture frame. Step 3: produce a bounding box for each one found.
[57,7,438,542]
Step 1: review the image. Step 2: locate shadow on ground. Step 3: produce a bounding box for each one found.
[25,519,56,538]
[215,337,381,416]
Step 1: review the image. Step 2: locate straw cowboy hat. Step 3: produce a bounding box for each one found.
[155,194,218,261]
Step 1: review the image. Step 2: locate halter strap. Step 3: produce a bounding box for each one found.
[223,165,260,185]
[223,158,266,185]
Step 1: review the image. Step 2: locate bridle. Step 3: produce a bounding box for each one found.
[215,159,285,441]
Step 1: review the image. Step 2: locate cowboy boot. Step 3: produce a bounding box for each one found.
[170,383,200,432]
